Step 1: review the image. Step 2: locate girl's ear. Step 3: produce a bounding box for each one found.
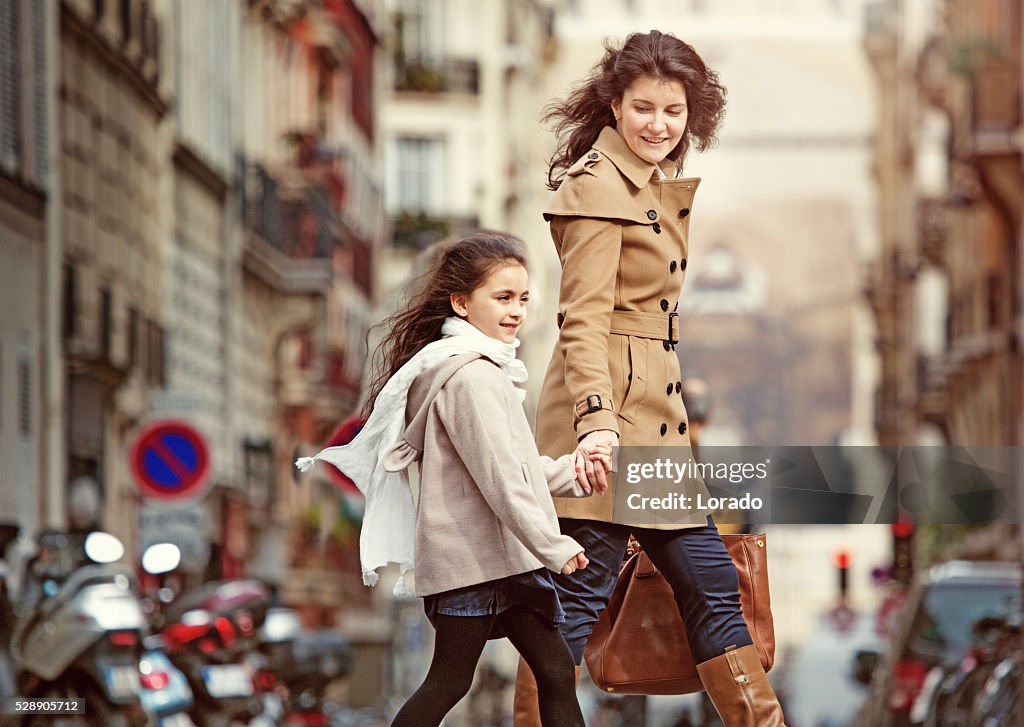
[450,292,468,318]
[611,98,621,122]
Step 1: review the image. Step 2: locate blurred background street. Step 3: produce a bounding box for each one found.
[0,0,1021,725]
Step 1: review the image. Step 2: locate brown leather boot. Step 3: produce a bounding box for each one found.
[695,645,787,727]
[512,658,581,727]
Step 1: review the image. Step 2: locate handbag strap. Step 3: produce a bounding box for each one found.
[624,532,768,576]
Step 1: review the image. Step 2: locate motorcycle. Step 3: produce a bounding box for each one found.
[278,629,352,726]
[156,579,270,727]
[138,645,196,727]
[921,611,1022,727]
[0,523,24,701]
[8,530,147,726]
[963,611,1021,727]
[138,543,196,727]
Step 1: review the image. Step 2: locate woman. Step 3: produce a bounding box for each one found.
[514,31,788,726]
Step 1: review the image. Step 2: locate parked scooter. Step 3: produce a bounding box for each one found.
[8,530,147,726]
[156,579,271,727]
[275,627,352,726]
[0,523,24,702]
[138,543,196,727]
[139,646,196,727]
[921,611,1022,727]
[962,611,1021,727]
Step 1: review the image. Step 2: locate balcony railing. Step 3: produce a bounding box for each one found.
[973,58,1020,131]
[393,58,480,95]
[391,212,479,251]
[244,162,336,259]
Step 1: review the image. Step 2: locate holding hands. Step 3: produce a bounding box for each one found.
[572,429,618,495]
[563,430,617,573]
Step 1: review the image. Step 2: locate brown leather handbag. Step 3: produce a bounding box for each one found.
[584,533,776,695]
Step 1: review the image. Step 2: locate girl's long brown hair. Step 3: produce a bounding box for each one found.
[362,232,527,416]
[543,30,727,190]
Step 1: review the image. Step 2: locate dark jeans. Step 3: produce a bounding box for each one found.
[553,516,753,665]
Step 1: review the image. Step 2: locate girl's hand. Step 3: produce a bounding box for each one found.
[562,551,589,574]
[573,430,618,494]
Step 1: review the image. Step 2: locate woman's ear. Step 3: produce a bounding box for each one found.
[450,292,468,317]
[611,98,621,122]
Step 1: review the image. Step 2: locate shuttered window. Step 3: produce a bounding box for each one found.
[62,263,77,340]
[127,307,139,369]
[17,354,29,438]
[99,288,113,359]
[29,0,47,187]
[0,0,47,188]
[0,0,22,174]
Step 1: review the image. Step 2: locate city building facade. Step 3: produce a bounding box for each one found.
[0,0,51,535]
[58,0,168,552]
[864,0,1022,559]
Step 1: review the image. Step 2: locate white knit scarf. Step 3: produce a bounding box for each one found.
[295,316,528,595]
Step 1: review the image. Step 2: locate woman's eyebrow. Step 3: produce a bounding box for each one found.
[631,97,686,108]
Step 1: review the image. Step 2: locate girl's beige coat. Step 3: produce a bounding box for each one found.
[386,353,589,597]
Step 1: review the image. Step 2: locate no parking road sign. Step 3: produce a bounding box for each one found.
[131,420,211,501]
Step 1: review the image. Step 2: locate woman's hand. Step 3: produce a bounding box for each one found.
[562,551,589,575]
[573,429,618,494]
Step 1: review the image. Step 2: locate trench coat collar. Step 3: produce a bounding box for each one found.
[592,126,676,189]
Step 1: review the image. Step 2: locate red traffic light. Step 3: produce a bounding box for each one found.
[892,522,915,539]
[832,549,853,570]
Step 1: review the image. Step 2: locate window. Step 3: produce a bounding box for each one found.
[0,0,22,174]
[28,1,47,187]
[397,0,437,62]
[139,0,150,56]
[146,318,165,386]
[120,0,132,43]
[987,273,1004,327]
[0,0,47,187]
[62,264,77,341]
[17,355,29,437]
[99,288,113,359]
[392,136,445,214]
[127,307,139,369]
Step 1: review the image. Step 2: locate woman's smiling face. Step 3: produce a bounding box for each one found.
[611,76,688,165]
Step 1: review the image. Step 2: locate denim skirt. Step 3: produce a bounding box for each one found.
[424,568,566,639]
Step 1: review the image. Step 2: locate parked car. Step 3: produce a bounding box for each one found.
[779,608,884,727]
[850,560,1022,727]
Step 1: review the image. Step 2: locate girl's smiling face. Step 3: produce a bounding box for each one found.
[611,76,688,165]
[450,263,529,344]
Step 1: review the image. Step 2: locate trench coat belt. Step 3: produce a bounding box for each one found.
[609,310,679,344]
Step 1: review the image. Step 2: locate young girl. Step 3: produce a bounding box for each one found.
[297,232,610,727]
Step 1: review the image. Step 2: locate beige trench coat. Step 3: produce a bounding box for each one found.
[535,126,705,529]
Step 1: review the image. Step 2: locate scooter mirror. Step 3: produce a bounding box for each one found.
[83,531,125,564]
[142,543,181,574]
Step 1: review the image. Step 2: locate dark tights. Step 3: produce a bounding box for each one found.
[391,607,583,727]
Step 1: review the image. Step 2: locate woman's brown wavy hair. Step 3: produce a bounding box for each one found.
[543,30,727,190]
[362,231,527,416]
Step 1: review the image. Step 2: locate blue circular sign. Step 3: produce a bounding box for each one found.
[131,420,211,500]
